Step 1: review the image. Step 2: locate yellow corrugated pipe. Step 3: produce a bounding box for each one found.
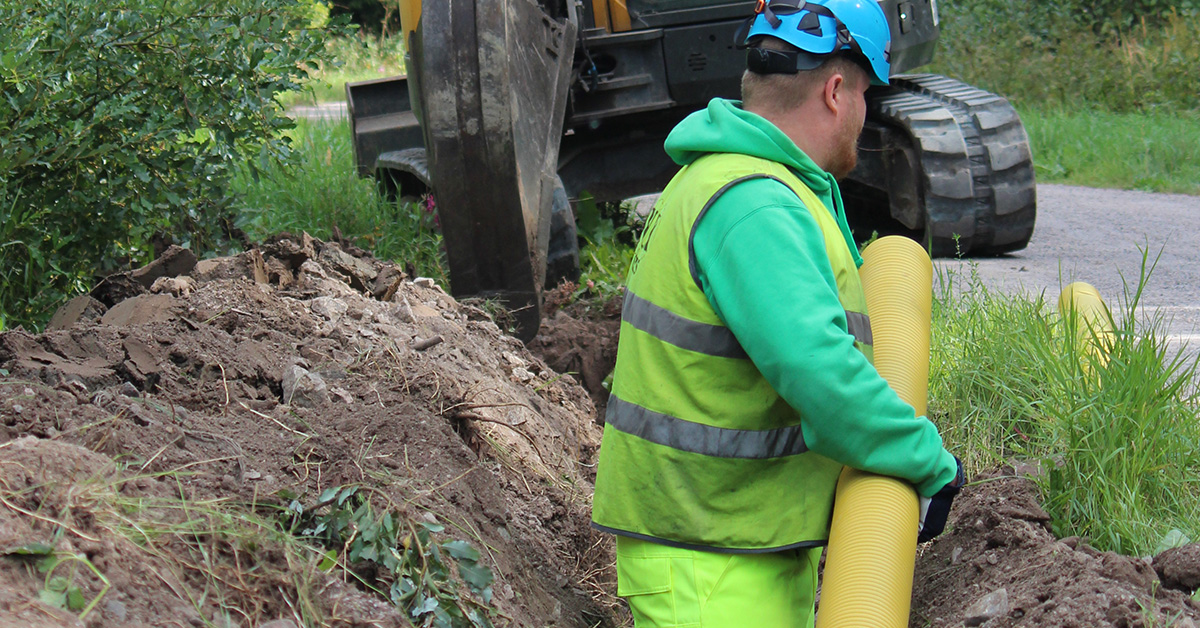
[1057,282,1114,370]
[816,236,931,628]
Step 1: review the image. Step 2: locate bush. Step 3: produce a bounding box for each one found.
[0,0,336,330]
[931,0,1200,112]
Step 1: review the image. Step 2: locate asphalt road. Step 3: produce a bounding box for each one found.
[935,184,1200,358]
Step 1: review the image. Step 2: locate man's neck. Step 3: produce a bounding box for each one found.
[746,102,834,174]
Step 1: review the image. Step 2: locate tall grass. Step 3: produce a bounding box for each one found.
[1021,107,1200,194]
[230,119,446,283]
[931,257,1200,556]
[284,34,406,106]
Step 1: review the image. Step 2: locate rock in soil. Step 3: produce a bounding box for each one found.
[1155,544,1200,592]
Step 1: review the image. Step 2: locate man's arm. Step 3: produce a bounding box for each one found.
[691,178,958,496]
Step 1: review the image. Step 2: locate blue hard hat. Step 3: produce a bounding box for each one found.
[739,0,892,86]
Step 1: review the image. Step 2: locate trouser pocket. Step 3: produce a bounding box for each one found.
[616,554,701,628]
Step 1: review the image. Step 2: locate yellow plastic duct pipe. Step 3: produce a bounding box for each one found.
[1057,282,1114,369]
[816,236,931,628]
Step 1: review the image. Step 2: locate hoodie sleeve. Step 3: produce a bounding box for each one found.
[691,177,959,497]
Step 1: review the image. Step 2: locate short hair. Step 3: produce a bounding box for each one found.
[741,37,869,112]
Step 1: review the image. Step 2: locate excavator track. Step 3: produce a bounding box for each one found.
[872,74,1037,257]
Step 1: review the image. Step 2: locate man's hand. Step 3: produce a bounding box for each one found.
[917,457,965,543]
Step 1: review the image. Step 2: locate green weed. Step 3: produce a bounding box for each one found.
[932,3,1200,113]
[3,539,110,619]
[572,195,637,305]
[931,253,1200,556]
[230,118,447,284]
[277,485,500,628]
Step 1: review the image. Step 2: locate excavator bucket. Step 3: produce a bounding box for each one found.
[412,0,577,340]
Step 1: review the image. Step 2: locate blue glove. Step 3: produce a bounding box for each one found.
[918,457,965,543]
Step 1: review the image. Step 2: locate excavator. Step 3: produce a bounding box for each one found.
[346,0,1037,340]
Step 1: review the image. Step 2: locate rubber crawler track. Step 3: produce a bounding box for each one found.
[871,74,1037,257]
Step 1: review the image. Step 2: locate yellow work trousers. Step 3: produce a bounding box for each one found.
[615,535,820,628]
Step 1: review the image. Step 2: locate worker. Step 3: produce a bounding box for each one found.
[590,0,965,625]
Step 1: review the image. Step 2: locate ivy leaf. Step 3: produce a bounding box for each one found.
[39,587,67,609]
[410,595,438,617]
[66,587,86,611]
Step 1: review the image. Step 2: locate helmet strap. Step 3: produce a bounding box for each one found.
[746,47,828,75]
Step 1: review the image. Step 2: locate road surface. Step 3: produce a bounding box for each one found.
[936,184,1200,358]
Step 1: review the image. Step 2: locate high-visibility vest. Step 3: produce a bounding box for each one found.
[592,152,873,552]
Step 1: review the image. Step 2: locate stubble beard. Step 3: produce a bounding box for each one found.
[829,123,861,181]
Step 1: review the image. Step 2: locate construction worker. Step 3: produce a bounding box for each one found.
[590,0,965,625]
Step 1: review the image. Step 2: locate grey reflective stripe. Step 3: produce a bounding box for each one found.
[845,311,873,346]
[606,395,809,459]
[623,290,748,359]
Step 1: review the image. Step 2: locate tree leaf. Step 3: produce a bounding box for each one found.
[441,540,480,562]
[458,561,494,592]
[2,542,54,557]
[317,549,337,572]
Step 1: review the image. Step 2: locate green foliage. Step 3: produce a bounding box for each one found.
[231,119,446,283]
[278,486,498,628]
[283,33,407,106]
[931,255,1200,556]
[0,0,339,330]
[932,0,1200,112]
[572,194,637,304]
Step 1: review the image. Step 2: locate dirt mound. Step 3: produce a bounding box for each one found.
[911,469,1200,627]
[0,235,614,627]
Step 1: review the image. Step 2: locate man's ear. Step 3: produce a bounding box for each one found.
[823,72,846,116]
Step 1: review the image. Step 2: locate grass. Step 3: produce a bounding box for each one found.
[1021,106,1200,195]
[0,468,332,626]
[930,255,1200,556]
[230,118,447,284]
[283,34,407,107]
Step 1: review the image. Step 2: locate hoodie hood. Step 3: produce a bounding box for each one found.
[665,98,861,266]
[664,98,838,200]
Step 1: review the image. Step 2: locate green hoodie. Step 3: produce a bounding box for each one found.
[667,98,957,497]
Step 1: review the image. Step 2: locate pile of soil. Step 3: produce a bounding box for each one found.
[0,235,615,627]
[912,469,1200,627]
[1,235,1198,627]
